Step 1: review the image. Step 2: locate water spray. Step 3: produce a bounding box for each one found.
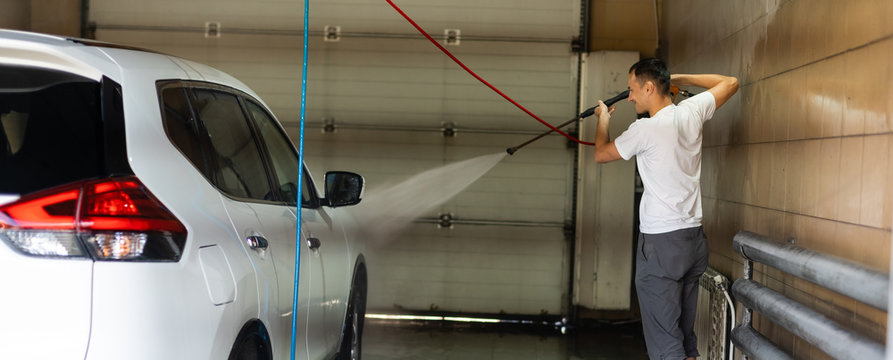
[506,89,629,155]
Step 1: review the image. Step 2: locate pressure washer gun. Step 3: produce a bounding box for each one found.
[505,86,698,155]
[506,90,629,155]
[670,85,695,102]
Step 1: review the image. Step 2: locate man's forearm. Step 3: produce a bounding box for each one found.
[595,114,610,148]
[671,73,739,108]
[671,74,734,89]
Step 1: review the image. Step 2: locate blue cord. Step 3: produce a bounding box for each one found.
[290,0,309,358]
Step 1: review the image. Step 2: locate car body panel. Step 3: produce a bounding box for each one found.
[0,29,364,360]
[0,243,93,360]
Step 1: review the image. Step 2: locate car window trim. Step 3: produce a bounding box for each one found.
[241,97,319,209]
[156,80,290,207]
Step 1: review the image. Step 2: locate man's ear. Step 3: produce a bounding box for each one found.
[644,80,654,95]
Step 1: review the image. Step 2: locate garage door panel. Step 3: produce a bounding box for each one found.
[462,177,567,196]
[95,30,576,131]
[367,224,566,314]
[448,192,564,213]
[91,0,579,316]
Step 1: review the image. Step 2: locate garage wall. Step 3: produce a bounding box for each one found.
[90,0,584,316]
[574,51,638,311]
[665,0,892,355]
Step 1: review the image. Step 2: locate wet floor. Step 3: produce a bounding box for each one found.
[363,319,649,360]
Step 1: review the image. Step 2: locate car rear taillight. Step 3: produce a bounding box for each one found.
[0,176,187,261]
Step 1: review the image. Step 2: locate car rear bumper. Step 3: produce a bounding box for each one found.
[0,243,93,359]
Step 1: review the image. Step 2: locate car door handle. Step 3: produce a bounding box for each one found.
[307,237,321,250]
[246,236,268,250]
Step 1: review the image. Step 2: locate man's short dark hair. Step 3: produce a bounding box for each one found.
[629,58,670,96]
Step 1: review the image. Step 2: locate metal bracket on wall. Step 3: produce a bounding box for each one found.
[324,25,341,42]
[444,29,460,46]
[204,21,221,38]
[438,213,454,229]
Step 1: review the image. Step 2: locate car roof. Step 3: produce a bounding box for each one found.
[0,29,258,99]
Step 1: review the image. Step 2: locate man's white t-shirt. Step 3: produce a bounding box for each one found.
[614,91,716,234]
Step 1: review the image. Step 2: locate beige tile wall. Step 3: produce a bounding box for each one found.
[664,0,892,358]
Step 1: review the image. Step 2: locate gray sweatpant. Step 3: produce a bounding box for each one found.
[635,226,708,360]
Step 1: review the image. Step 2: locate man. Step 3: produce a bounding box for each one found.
[592,58,738,360]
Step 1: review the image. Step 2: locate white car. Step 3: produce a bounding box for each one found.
[0,29,367,360]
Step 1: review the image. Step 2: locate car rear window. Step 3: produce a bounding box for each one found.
[0,64,105,195]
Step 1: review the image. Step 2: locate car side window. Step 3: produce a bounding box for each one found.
[160,86,209,177]
[244,100,316,208]
[191,89,275,201]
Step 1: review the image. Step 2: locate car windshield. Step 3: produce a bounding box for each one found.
[0,64,104,195]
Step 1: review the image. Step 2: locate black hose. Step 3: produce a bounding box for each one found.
[506,90,629,155]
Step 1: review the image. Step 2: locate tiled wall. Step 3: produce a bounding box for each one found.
[664,0,892,358]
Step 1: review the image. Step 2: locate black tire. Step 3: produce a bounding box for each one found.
[337,270,367,360]
[228,321,272,360]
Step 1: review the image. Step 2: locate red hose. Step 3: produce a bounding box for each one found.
[385,0,595,146]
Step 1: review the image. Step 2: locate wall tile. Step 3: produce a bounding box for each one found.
[846,0,890,49]
[756,143,772,207]
[825,0,849,56]
[833,222,861,264]
[821,55,845,138]
[837,137,863,224]
[805,62,824,139]
[759,79,775,142]
[743,145,758,205]
[740,85,756,143]
[789,0,811,68]
[844,46,869,136]
[751,16,769,81]
[815,138,840,220]
[787,67,807,140]
[864,40,891,134]
[763,8,781,77]
[784,140,804,213]
[812,217,838,256]
[800,139,821,216]
[858,226,891,273]
[886,133,893,230]
[806,0,831,63]
[774,2,793,74]
[772,72,791,142]
[861,135,889,228]
[769,142,787,210]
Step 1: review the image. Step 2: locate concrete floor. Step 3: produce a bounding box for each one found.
[363,319,649,360]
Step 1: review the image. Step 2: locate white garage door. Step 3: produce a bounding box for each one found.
[90,0,582,316]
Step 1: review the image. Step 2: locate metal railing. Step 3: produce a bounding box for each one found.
[730,231,888,360]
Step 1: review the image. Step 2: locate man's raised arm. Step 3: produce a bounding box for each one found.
[670,74,739,108]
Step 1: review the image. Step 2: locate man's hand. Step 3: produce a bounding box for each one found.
[670,74,739,108]
[594,100,622,163]
[594,100,616,118]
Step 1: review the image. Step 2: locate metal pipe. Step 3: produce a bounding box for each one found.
[730,325,793,360]
[413,217,565,228]
[299,121,547,136]
[732,279,885,360]
[733,231,889,311]
[92,24,569,43]
[742,258,753,328]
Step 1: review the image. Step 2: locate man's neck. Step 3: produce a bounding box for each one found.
[647,96,674,116]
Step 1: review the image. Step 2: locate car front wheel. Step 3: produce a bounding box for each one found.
[337,272,366,360]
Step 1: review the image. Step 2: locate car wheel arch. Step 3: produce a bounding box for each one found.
[228,319,272,360]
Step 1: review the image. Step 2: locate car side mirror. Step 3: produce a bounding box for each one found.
[324,171,363,207]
